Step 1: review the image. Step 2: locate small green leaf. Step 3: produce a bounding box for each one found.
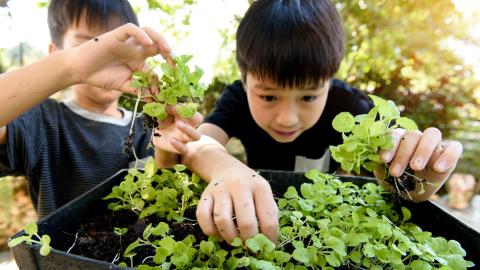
[39,245,51,256]
[173,164,187,172]
[153,247,169,264]
[293,247,310,264]
[25,222,38,236]
[231,237,243,247]
[40,235,51,245]
[401,207,412,222]
[143,103,167,120]
[396,117,418,131]
[199,240,215,255]
[7,236,31,247]
[144,157,157,178]
[176,103,198,118]
[332,112,355,133]
[114,227,128,236]
[152,222,170,237]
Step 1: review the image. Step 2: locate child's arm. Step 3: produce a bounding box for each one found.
[375,127,463,201]
[152,122,279,243]
[0,23,171,128]
[182,133,279,244]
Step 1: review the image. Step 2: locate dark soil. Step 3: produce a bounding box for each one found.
[384,166,418,197]
[55,208,207,266]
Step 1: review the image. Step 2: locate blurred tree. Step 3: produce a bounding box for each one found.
[335,0,479,135]
[140,0,197,40]
[332,0,480,181]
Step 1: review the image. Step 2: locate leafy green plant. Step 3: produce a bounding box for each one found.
[101,168,474,269]
[103,157,205,222]
[131,54,208,120]
[329,95,433,199]
[8,222,51,256]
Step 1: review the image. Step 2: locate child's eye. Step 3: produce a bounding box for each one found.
[260,95,277,102]
[301,96,318,102]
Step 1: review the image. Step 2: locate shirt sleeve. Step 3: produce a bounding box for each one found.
[5,103,47,176]
[204,81,248,138]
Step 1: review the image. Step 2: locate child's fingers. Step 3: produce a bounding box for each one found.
[176,121,201,142]
[380,128,405,163]
[141,26,173,64]
[389,130,422,177]
[118,80,138,95]
[169,137,188,155]
[116,23,153,46]
[186,112,203,128]
[431,140,463,173]
[212,191,238,243]
[232,191,258,240]
[409,127,442,171]
[253,180,279,243]
[196,193,220,238]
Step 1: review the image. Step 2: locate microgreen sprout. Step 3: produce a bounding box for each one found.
[8,222,52,256]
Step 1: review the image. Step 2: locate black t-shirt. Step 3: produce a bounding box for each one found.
[1,99,153,217]
[204,79,373,172]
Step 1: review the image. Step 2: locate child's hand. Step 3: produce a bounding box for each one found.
[152,105,203,155]
[196,168,279,244]
[66,23,172,93]
[374,127,463,201]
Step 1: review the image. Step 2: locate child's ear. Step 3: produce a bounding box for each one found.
[48,42,60,54]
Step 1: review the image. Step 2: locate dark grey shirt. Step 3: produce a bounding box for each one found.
[1,99,153,217]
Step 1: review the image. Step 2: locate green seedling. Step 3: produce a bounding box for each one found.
[329,95,436,199]
[8,222,52,256]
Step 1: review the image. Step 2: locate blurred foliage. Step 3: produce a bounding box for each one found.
[211,16,242,84]
[141,0,197,40]
[335,0,479,135]
[452,121,480,182]
[332,0,480,181]
[0,49,5,74]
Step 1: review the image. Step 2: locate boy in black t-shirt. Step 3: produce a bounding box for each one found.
[153,0,463,244]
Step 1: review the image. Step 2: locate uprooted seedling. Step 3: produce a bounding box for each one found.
[123,54,208,155]
[329,95,438,199]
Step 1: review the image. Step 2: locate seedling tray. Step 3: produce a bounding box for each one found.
[10,169,480,269]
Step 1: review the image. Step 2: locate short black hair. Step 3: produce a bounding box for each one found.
[47,0,138,47]
[237,0,344,88]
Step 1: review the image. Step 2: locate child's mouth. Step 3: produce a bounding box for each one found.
[272,129,298,138]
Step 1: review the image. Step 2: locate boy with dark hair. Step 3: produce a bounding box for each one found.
[0,0,177,217]
[154,0,463,244]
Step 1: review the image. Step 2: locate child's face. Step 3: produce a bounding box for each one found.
[245,73,330,143]
[55,12,123,106]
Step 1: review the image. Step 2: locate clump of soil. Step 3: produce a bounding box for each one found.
[384,166,418,198]
[56,208,207,266]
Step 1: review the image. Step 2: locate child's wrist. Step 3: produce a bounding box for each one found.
[59,49,81,86]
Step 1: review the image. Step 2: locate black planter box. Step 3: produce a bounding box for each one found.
[10,169,480,269]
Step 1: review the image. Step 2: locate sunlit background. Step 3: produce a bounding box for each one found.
[1,0,480,268]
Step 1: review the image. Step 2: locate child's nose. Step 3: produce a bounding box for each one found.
[276,102,298,127]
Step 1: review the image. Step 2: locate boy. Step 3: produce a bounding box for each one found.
[154,0,463,244]
[0,0,176,217]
